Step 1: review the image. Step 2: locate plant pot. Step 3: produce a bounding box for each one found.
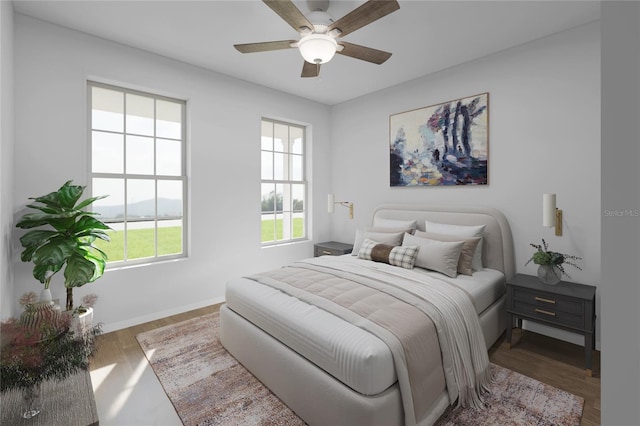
[72,307,93,336]
[39,289,52,302]
[537,264,562,285]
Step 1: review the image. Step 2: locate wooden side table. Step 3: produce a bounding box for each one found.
[314,241,353,257]
[506,273,597,376]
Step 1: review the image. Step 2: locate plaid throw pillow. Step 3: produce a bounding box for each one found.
[358,238,419,269]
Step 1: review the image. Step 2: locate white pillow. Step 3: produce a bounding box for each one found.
[372,217,418,233]
[352,230,404,255]
[424,221,485,270]
[403,233,464,278]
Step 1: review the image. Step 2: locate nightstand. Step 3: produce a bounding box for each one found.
[314,241,353,257]
[506,273,597,376]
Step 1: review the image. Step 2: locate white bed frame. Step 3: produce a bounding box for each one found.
[220,204,515,426]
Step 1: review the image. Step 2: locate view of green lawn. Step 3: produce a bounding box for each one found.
[261,217,304,242]
[95,226,182,262]
[95,219,302,261]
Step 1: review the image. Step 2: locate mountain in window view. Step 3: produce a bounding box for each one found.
[93,198,182,220]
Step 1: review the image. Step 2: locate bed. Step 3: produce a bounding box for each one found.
[220,204,515,426]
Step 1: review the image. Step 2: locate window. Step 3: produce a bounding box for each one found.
[261,119,306,245]
[88,81,187,265]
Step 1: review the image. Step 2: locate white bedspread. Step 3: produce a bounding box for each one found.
[243,256,494,425]
[226,256,504,400]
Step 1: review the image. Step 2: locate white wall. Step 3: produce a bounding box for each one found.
[12,15,332,331]
[0,0,15,321]
[329,22,601,347]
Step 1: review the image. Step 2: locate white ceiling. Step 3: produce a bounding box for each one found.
[12,0,601,105]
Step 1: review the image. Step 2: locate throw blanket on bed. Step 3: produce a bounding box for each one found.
[247,256,491,426]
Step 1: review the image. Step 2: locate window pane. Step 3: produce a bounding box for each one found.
[157,180,182,217]
[94,221,124,262]
[275,212,285,241]
[261,214,275,243]
[92,86,123,132]
[281,184,291,213]
[158,219,182,256]
[261,121,273,150]
[126,221,155,259]
[92,131,123,173]
[274,152,286,180]
[261,151,273,180]
[126,93,154,136]
[127,179,155,219]
[292,184,304,213]
[274,123,288,152]
[92,178,124,221]
[293,213,304,239]
[126,135,154,175]
[291,154,302,181]
[157,139,181,176]
[156,100,182,139]
[261,183,276,213]
[291,127,303,154]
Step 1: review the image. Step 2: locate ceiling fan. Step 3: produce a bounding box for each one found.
[234,0,400,78]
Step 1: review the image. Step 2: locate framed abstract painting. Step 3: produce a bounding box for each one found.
[390,93,489,187]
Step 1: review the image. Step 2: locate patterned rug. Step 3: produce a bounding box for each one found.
[136,312,584,426]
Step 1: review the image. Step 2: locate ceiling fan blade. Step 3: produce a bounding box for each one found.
[263,0,314,32]
[234,40,297,53]
[301,61,321,78]
[328,0,400,38]
[337,41,392,65]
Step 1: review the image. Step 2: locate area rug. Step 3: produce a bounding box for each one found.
[136,312,584,426]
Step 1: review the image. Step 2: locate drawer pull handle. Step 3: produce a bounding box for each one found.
[535,308,556,317]
[535,296,556,304]
[322,250,333,255]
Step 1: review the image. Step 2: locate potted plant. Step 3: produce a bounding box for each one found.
[525,238,582,284]
[1,292,101,419]
[16,180,111,311]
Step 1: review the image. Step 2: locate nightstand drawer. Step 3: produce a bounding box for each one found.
[511,300,584,329]
[314,241,353,257]
[314,246,344,256]
[512,287,584,315]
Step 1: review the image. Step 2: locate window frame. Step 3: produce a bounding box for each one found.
[260,118,308,247]
[87,81,188,267]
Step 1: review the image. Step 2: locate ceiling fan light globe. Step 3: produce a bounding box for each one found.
[298,33,337,64]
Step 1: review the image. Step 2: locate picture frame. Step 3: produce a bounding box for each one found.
[390,92,489,187]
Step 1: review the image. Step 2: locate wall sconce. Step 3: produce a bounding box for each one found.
[328,194,353,219]
[543,193,562,236]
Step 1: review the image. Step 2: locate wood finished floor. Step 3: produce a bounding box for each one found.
[90,304,600,425]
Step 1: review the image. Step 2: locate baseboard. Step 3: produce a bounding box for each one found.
[100,296,225,333]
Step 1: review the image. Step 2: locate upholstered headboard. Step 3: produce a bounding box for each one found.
[372,204,515,279]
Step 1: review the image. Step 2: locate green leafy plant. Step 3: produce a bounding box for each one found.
[525,238,582,278]
[16,181,111,311]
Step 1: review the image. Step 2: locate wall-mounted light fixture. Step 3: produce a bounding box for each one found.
[328,194,353,219]
[543,193,562,236]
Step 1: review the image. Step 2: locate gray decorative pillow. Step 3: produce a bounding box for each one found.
[402,233,464,278]
[372,217,418,233]
[352,230,404,255]
[414,231,481,276]
[358,238,419,270]
[424,221,485,270]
